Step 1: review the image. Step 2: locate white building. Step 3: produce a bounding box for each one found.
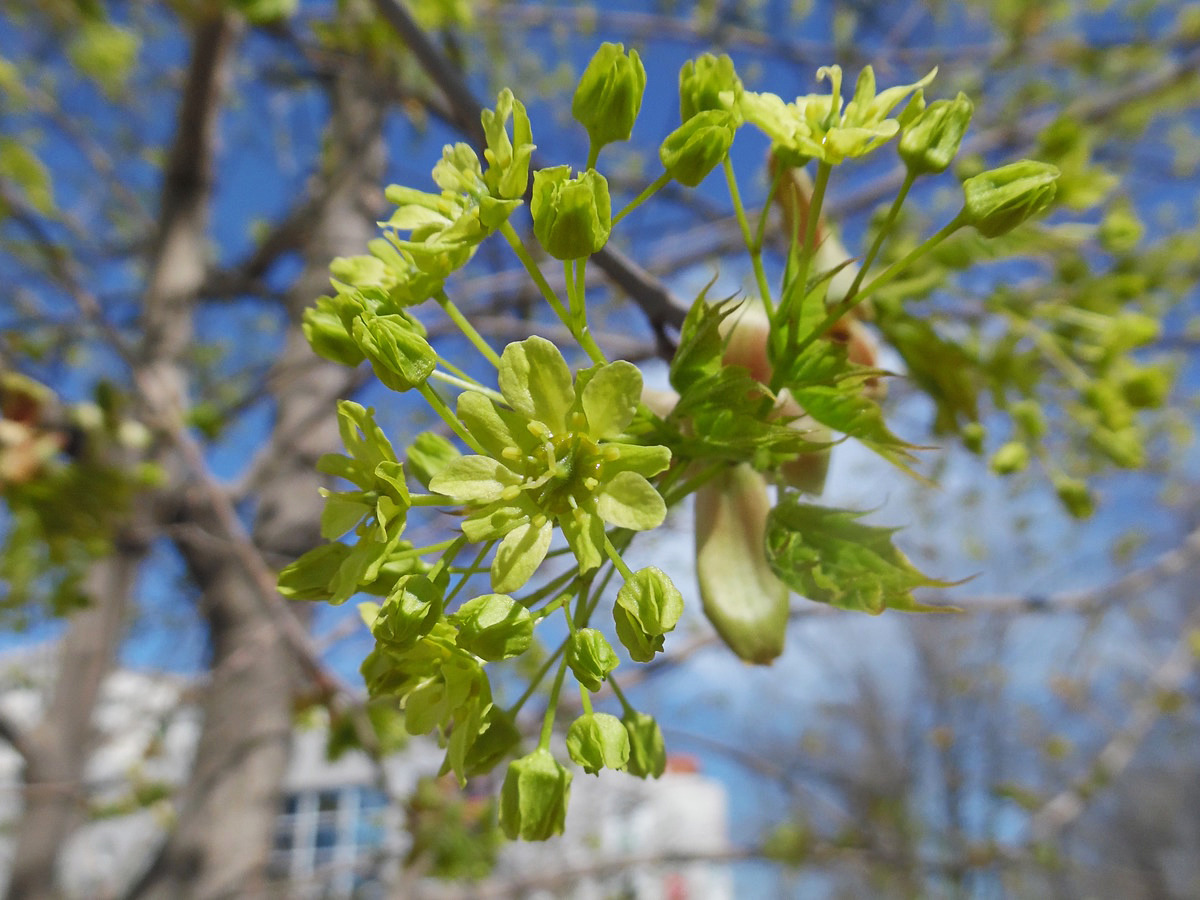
[0,647,731,899]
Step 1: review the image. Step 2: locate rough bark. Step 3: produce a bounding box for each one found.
[127,56,387,900]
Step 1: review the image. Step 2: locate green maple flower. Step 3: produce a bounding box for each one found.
[429,336,670,592]
[741,64,934,165]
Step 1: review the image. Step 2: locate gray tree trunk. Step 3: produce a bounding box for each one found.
[3,542,146,900]
[128,58,386,900]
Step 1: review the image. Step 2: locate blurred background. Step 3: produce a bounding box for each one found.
[1,0,1199,897]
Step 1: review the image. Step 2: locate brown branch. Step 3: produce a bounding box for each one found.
[0,708,33,763]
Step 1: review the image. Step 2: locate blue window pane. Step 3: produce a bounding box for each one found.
[315,823,338,849]
[318,790,339,813]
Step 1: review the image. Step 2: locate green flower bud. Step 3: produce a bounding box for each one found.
[613,603,664,663]
[622,711,666,779]
[372,574,442,649]
[989,441,1029,475]
[1118,365,1170,409]
[567,712,630,775]
[899,92,973,176]
[659,109,736,187]
[1083,382,1133,431]
[1010,399,1045,439]
[1090,426,1144,469]
[1103,312,1161,352]
[352,313,436,392]
[616,567,683,636]
[679,53,743,121]
[962,422,986,455]
[303,298,364,367]
[499,749,572,841]
[451,593,533,661]
[567,628,619,692]
[1053,475,1094,519]
[531,166,612,260]
[572,42,645,152]
[1098,203,1143,254]
[961,161,1059,237]
[406,431,460,490]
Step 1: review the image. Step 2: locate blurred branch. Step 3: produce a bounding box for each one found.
[0,709,32,763]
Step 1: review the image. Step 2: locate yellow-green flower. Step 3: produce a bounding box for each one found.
[430,337,670,592]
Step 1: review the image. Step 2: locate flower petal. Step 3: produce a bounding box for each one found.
[595,471,666,531]
[430,455,521,504]
[499,336,574,433]
[581,360,641,439]
[559,505,605,573]
[491,519,553,593]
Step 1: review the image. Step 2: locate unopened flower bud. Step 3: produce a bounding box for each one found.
[499,749,572,841]
[372,575,442,649]
[451,593,533,661]
[659,109,736,187]
[961,160,1059,237]
[567,628,619,692]
[989,441,1029,475]
[572,42,645,152]
[679,53,743,121]
[899,92,973,175]
[1053,475,1094,519]
[567,712,630,775]
[622,711,666,779]
[531,166,612,260]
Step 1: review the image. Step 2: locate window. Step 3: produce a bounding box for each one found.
[269,785,391,899]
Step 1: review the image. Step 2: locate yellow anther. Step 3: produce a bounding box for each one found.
[501,446,522,460]
[583,477,599,492]
[501,485,521,501]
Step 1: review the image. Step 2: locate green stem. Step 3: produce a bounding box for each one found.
[780,160,832,348]
[613,171,672,226]
[507,637,567,718]
[607,675,635,717]
[790,214,965,360]
[579,556,618,626]
[418,382,484,454]
[499,220,572,327]
[444,540,493,605]
[408,493,455,506]
[662,461,724,506]
[724,157,773,317]
[843,170,916,303]
[425,535,467,584]
[436,291,501,368]
[537,654,571,751]
[429,369,503,403]
[564,258,606,364]
[586,143,600,172]
[603,536,636,582]
[579,684,594,715]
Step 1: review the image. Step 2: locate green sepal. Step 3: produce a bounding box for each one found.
[451,593,534,661]
[622,711,666,779]
[613,602,664,663]
[615,567,683,636]
[372,574,443,650]
[530,166,612,260]
[572,42,646,152]
[961,160,1060,237]
[660,110,736,187]
[499,749,572,841]
[566,628,619,692]
[352,314,437,392]
[679,53,743,122]
[567,712,630,775]
[491,519,553,593]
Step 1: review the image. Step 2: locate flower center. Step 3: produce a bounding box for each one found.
[528,430,603,516]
